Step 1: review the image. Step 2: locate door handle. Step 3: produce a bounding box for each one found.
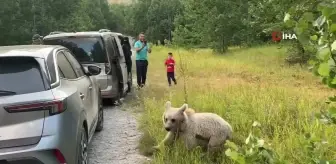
[88,85,93,90]
[80,93,85,99]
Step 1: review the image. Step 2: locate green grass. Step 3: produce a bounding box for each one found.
[137,45,336,163]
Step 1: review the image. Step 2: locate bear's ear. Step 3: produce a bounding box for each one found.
[165,101,171,111]
[178,103,188,114]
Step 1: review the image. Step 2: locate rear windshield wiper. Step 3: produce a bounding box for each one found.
[0,89,17,96]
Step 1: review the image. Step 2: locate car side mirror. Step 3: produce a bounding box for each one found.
[86,65,101,76]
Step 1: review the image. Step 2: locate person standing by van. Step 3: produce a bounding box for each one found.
[134,32,151,88]
[121,37,132,76]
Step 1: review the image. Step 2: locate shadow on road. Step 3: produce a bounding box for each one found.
[102,99,115,107]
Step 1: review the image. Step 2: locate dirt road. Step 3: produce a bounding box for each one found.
[88,93,149,164]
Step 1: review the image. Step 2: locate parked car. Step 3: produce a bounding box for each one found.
[43,30,132,103]
[0,45,104,164]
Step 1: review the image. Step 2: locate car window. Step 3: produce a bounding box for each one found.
[111,37,121,57]
[105,36,116,59]
[0,57,46,95]
[63,50,85,77]
[44,37,107,64]
[46,52,57,84]
[58,67,65,78]
[56,52,77,79]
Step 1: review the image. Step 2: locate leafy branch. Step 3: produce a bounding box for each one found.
[176,47,189,103]
[285,1,336,123]
[225,121,287,164]
[225,3,336,163]
[283,1,336,163]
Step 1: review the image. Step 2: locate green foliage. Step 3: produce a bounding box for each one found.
[303,132,336,164]
[285,0,336,163]
[223,2,336,162]
[0,0,115,46]
[172,0,251,52]
[109,0,303,52]
[225,122,287,164]
[286,1,336,87]
[284,41,311,66]
[226,120,336,164]
[122,0,182,41]
[280,0,320,65]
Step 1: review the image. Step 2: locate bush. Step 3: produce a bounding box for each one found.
[285,41,312,66]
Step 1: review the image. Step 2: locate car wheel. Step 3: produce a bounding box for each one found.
[95,107,104,132]
[77,126,88,164]
[96,91,104,132]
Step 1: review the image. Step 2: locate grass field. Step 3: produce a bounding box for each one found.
[136,45,336,164]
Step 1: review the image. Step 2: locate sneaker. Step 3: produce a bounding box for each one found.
[114,99,123,106]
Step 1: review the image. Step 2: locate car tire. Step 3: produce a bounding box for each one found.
[95,107,104,132]
[77,126,88,164]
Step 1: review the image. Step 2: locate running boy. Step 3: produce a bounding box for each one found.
[165,52,177,86]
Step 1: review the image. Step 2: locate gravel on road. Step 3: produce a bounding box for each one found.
[88,93,150,164]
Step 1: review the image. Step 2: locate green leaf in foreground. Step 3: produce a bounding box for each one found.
[245,133,252,144]
[330,24,336,33]
[318,47,331,61]
[314,16,326,28]
[225,149,238,160]
[331,78,336,84]
[322,7,334,18]
[226,140,239,151]
[294,27,304,35]
[284,13,290,22]
[303,12,314,22]
[318,63,330,76]
[331,41,336,52]
[310,35,318,41]
[308,59,317,65]
[225,149,246,164]
[285,19,295,28]
[327,160,336,164]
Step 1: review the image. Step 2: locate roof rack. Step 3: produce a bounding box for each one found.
[114,32,123,35]
[49,31,65,35]
[99,29,111,33]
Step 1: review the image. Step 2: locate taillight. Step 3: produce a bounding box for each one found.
[53,149,67,164]
[4,99,67,115]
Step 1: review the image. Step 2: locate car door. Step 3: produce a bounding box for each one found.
[56,51,94,133]
[62,50,98,132]
[112,36,128,92]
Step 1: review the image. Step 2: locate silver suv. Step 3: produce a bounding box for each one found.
[43,30,132,103]
[0,45,104,164]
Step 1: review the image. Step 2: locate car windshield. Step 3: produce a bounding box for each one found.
[44,37,107,63]
[0,57,46,95]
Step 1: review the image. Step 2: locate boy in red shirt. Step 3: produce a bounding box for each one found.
[165,52,177,86]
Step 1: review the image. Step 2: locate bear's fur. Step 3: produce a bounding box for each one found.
[153,101,233,154]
